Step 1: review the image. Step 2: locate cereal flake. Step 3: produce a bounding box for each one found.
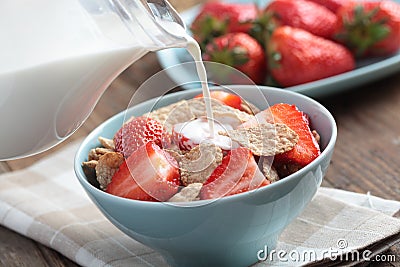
[144,100,195,133]
[98,136,115,150]
[168,183,203,202]
[219,123,299,156]
[260,157,280,183]
[180,143,223,186]
[95,152,124,190]
[187,98,253,124]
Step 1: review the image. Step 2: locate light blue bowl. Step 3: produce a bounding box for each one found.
[74,86,337,267]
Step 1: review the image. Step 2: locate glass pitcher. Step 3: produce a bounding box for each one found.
[0,0,188,160]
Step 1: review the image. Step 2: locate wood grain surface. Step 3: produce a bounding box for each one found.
[1,0,400,266]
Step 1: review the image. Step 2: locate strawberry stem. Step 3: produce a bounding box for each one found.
[191,15,229,51]
[249,11,278,48]
[268,51,281,69]
[208,44,249,66]
[335,5,390,57]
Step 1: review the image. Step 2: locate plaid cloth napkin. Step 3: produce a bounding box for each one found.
[0,140,399,267]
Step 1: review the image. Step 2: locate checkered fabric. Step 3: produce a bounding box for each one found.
[0,141,399,266]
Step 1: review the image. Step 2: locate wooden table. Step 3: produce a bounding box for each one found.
[1,1,400,266]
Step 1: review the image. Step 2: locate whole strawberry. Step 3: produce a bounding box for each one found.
[268,26,355,87]
[190,2,257,49]
[265,0,338,39]
[335,0,400,57]
[113,117,168,158]
[204,32,267,84]
[307,0,347,13]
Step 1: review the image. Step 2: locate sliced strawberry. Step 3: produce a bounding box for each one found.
[113,117,168,158]
[195,91,242,110]
[240,103,320,169]
[200,147,269,200]
[268,103,320,168]
[106,142,180,201]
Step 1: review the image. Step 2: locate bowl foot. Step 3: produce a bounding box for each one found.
[159,235,279,267]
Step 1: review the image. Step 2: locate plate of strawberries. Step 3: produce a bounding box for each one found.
[156,0,400,97]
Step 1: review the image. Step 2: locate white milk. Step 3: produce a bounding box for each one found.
[159,20,216,137]
[186,40,215,138]
[0,0,184,159]
[174,118,236,150]
[0,0,214,160]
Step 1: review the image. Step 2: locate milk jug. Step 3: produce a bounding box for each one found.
[0,0,188,160]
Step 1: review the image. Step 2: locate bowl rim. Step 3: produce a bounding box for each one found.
[74,85,337,207]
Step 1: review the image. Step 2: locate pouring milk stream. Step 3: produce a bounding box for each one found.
[0,0,216,160]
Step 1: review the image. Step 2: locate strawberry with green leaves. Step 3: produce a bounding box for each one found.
[190,1,257,49]
[334,0,400,57]
[268,26,355,87]
[204,32,267,84]
[265,0,338,39]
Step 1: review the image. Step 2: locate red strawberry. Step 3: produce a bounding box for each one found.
[106,142,180,201]
[265,103,320,168]
[194,90,242,110]
[334,0,400,57]
[307,0,347,13]
[204,32,267,84]
[265,0,338,39]
[268,26,355,87]
[113,117,168,158]
[190,2,258,49]
[200,147,269,200]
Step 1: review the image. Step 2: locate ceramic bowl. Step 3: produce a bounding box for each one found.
[74,85,337,267]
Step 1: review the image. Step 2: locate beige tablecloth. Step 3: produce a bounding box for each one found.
[0,140,399,266]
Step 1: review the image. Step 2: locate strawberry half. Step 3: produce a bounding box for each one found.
[334,0,400,57]
[194,91,242,110]
[113,117,168,158]
[267,103,320,168]
[204,32,267,84]
[200,147,269,200]
[106,142,180,201]
[190,2,258,49]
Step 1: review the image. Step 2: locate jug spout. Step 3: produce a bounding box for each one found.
[106,0,189,50]
[141,0,186,31]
